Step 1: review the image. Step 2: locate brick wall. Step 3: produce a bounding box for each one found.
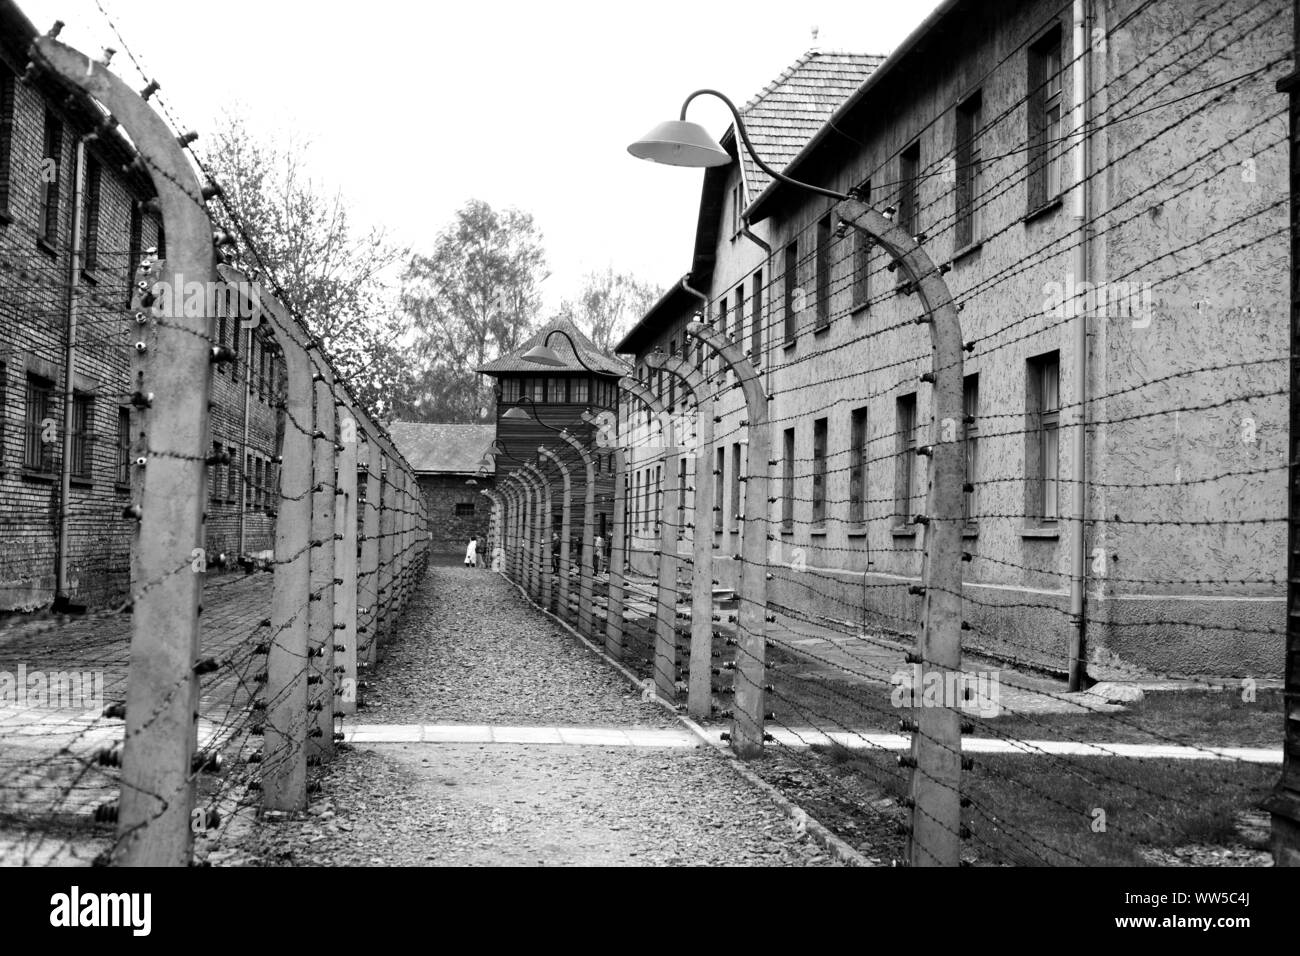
[418,474,494,555]
[0,33,283,610]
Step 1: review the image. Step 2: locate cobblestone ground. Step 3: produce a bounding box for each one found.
[225,563,837,866]
[0,573,271,865]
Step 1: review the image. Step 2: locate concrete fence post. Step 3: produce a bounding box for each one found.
[513,471,535,597]
[538,447,572,620]
[558,431,597,640]
[33,36,215,864]
[645,350,715,719]
[334,409,359,717]
[838,198,966,868]
[307,359,337,762]
[605,447,628,660]
[620,376,681,703]
[685,322,768,757]
[499,479,517,578]
[358,429,381,667]
[522,462,552,612]
[215,267,311,812]
[377,455,396,656]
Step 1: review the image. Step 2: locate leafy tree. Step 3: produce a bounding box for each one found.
[556,267,662,353]
[202,112,411,417]
[398,199,547,422]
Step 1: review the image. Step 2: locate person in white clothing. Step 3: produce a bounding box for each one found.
[464,536,478,568]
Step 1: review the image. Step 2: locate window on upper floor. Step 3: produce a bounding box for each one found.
[955,90,983,249]
[1028,27,1064,213]
[898,141,921,238]
[39,110,63,247]
[80,156,102,273]
[815,214,832,331]
[750,269,764,364]
[0,64,14,218]
[783,239,799,344]
[852,180,872,312]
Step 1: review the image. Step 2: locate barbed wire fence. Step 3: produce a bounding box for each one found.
[0,22,427,866]
[491,0,1290,866]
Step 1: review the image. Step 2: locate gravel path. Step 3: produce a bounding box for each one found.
[363,565,673,727]
[226,743,834,866]
[221,563,836,866]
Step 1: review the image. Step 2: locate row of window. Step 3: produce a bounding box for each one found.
[7,365,133,486]
[628,351,1063,537]
[0,66,163,303]
[499,375,617,407]
[650,26,1065,384]
[208,443,279,512]
[212,314,281,401]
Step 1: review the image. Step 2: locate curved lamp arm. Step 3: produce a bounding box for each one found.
[680,89,849,204]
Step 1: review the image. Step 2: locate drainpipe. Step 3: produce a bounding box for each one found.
[54,135,86,609]
[1067,0,1092,691]
[237,323,252,556]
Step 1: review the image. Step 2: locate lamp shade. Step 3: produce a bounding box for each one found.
[522,344,566,366]
[501,405,532,421]
[627,120,731,168]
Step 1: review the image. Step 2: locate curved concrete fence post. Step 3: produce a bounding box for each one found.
[605,446,628,660]
[558,430,598,641]
[538,446,572,620]
[685,323,768,756]
[521,461,553,612]
[33,34,216,864]
[645,349,716,719]
[307,356,337,763]
[837,198,966,868]
[621,376,682,704]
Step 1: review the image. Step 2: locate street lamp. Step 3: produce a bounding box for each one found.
[521,327,609,371]
[628,89,848,202]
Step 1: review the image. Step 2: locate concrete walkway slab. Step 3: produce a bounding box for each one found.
[763,727,1281,763]
[339,722,700,748]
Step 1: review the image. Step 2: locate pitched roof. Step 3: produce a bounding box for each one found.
[387,422,498,475]
[732,51,887,199]
[476,317,628,376]
[748,0,965,221]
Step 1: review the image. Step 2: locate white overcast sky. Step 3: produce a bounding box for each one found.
[21,0,943,310]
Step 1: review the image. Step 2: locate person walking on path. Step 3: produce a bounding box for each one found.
[464,536,478,568]
[593,533,604,575]
[551,530,561,574]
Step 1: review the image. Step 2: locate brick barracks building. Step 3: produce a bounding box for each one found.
[0,0,284,612]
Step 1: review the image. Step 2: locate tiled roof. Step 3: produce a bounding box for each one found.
[476,317,628,376]
[733,51,886,199]
[387,422,498,475]
[749,0,965,221]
